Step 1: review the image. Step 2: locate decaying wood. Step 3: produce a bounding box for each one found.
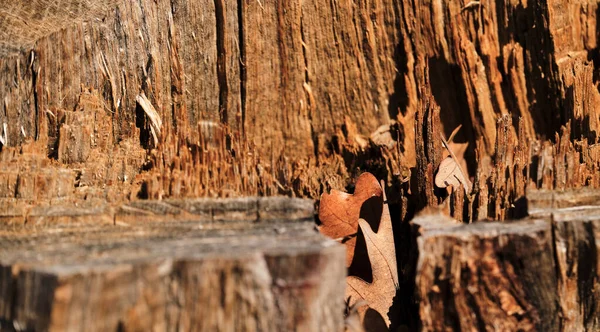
[0,198,345,331]
[550,208,600,331]
[528,188,600,331]
[409,189,600,331]
[2,0,600,220]
[3,1,600,331]
[412,214,560,331]
[0,0,119,56]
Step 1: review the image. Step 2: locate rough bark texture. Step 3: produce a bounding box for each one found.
[0,197,346,332]
[3,1,600,331]
[2,0,600,219]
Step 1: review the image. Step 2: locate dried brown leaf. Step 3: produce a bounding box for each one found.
[442,141,469,178]
[438,127,472,195]
[442,142,468,161]
[370,123,397,149]
[435,156,472,194]
[346,186,398,329]
[447,124,462,143]
[318,173,383,266]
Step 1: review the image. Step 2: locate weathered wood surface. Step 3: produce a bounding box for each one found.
[2,2,600,330]
[528,189,600,331]
[0,0,118,56]
[550,208,600,331]
[2,0,597,154]
[1,0,600,215]
[527,188,600,217]
[409,189,600,331]
[0,197,345,331]
[0,0,598,245]
[412,214,560,331]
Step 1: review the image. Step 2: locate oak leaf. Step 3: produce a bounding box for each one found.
[318,173,383,266]
[346,186,398,330]
[443,141,468,160]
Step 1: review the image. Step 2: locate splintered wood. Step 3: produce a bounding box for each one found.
[413,86,600,222]
[0,0,119,56]
[1,0,600,225]
[0,88,145,208]
[2,0,600,331]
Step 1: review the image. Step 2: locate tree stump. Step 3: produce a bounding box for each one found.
[528,189,600,331]
[412,214,560,331]
[0,198,346,331]
[410,189,600,331]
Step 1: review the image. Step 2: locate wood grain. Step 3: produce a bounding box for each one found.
[2,0,600,219]
[0,198,344,332]
[412,215,560,331]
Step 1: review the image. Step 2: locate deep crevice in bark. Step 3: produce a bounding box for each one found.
[30,51,40,141]
[214,0,228,124]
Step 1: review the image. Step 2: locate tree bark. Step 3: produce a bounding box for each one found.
[3,1,600,331]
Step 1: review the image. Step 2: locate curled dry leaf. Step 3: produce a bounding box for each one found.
[346,185,398,329]
[442,141,469,182]
[437,126,472,195]
[370,122,397,149]
[318,173,383,266]
[435,156,472,194]
[443,141,468,161]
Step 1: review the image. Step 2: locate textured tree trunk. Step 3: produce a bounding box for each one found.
[1,0,600,211]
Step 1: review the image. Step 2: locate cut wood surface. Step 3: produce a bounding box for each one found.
[528,189,600,331]
[527,188,600,216]
[0,197,345,332]
[412,215,560,331]
[0,196,314,225]
[410,189,600,331]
